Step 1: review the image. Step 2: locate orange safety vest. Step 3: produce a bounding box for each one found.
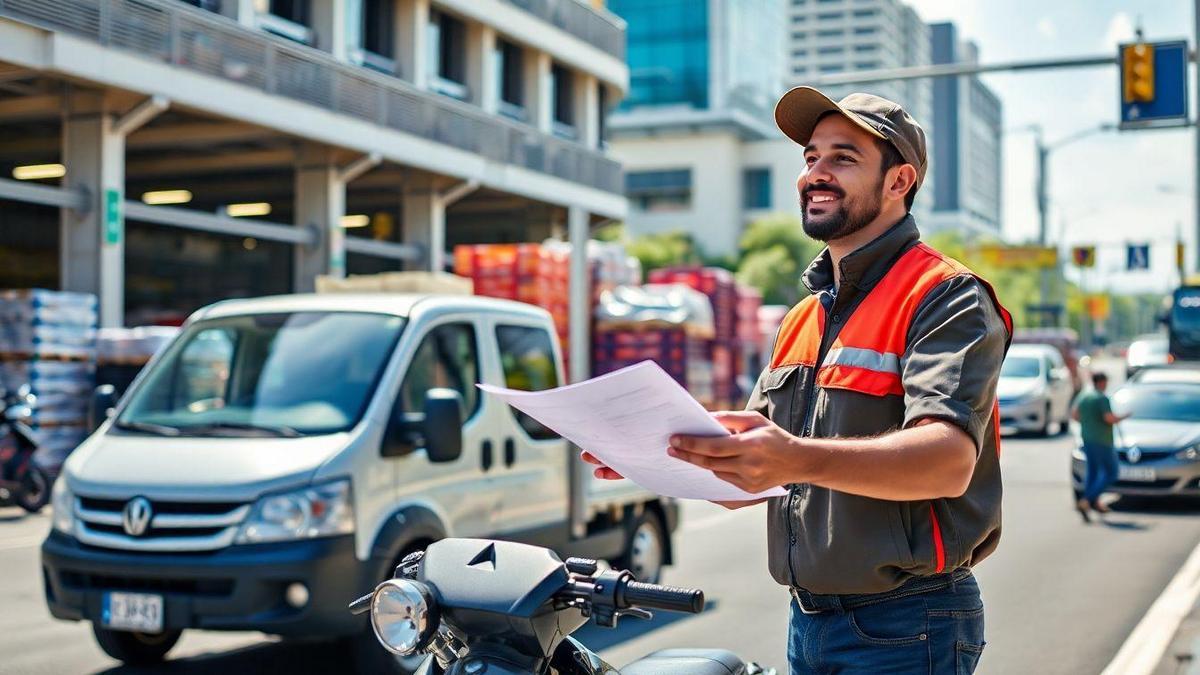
[769,242,1013,574]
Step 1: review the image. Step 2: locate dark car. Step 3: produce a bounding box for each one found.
[1070,380,1200,498]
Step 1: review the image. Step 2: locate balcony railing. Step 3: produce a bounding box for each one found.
[0,0,623,195]
[499,0,626,61]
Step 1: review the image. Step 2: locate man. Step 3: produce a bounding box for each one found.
[585,88,1012,674]
[1072,372,1128,521]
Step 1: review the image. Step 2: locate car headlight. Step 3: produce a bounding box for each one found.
[235,479,354,544]
[1177,445,1200,461]
[51,478,74,535]
[371,579,439,656]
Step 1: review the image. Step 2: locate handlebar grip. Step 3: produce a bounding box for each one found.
[621,581,705,614]
[348,592,373,616]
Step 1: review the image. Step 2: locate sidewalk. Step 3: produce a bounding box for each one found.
[1157,597,1200,675]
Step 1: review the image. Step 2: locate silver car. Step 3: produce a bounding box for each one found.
[997,344,1075,436]
[1070,379,1200,498]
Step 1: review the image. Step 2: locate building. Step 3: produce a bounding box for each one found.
[606,0,796,257]
[786,0,935,218]
[0,0,628,328]
[926,22,1003,237]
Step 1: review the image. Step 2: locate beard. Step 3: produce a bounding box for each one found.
[800,178,885,242]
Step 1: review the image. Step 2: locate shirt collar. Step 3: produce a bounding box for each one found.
[801,215,920,294]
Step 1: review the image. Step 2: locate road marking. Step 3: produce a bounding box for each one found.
[0,533,46,551]
[1101,534,1200,675]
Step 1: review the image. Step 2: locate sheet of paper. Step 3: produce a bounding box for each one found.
[478,360,786,501]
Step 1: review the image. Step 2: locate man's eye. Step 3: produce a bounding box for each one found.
[805,156,817,165]
[838,155,856,163]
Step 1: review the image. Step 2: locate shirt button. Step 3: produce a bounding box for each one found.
[790,535,797,545]
[831,313,842,323]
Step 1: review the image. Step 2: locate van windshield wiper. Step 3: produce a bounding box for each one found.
[115,420,182,437]
[180,422,304,438]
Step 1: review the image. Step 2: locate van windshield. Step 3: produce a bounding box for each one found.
[117,312,405,436]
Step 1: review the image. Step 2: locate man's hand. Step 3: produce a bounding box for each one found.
[580,451,623,480]
[668,411,800,495]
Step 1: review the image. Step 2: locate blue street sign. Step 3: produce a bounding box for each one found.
[1127,244,1151,271]
[1120,40,1189,129]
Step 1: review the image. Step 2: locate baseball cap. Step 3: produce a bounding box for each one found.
[775,86,927,191]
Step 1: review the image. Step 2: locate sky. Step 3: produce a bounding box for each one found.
[902,0,1193,294]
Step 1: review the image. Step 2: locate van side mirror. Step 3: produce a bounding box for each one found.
[382,388,464,463]
[88,385,118,432]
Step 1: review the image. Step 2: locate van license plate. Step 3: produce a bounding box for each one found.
[1118,466,1157,482]
[102,592,163,633]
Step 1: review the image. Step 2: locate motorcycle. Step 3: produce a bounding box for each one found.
[0,384,51,513]
[349,538,776,675]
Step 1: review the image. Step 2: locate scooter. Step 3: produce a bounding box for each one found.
[0,384,51,513]
[350,538,776,675]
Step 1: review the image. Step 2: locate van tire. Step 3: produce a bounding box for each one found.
[92,625,182,665]
[613,511,668,584]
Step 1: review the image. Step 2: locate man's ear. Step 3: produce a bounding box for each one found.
[886,164,918,204]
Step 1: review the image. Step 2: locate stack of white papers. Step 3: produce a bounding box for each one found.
[478,361,786,501]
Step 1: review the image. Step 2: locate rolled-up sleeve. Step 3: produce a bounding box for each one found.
[900,275,1009,453]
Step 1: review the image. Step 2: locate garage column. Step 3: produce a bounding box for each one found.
[402,183,445,272]
[61,91,159,328]
[294,146,346,290]
[567,205,589,385]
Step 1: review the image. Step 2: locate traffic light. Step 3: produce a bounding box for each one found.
[1123,43,1155,103]
[1071,246,1096,268]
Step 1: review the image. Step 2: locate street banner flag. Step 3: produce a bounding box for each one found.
[1127,244,1151,271]
[1071,246,1096,268]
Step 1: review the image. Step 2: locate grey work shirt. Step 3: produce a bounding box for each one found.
[747,215,1010,595]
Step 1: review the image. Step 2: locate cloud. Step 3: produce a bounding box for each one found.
[1103,11,1135,50]
[1035,17,1057,39]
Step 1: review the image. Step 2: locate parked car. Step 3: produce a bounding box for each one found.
[1125,334,1171,378]
[41,294,677,672]
[1129,364,1200,385]
[1011,328,1084,394]
[997,344,1075,436]
[1070,379,1200,499]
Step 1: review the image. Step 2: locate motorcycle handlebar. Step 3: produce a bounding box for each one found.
[620,581,705,614]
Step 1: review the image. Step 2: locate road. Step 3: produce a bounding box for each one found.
[3,366,1200,674]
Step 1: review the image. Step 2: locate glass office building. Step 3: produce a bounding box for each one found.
[611,0,711,109]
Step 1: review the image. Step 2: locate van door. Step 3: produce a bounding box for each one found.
[390,319,503,537]
[488,322,570,543]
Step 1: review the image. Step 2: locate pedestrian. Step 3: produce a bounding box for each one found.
[1071,372,1129,522]
[584,87,1012,674]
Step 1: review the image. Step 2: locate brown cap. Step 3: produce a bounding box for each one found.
[775,86,927,191]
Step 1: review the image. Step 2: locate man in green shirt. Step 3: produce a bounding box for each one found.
[1072,372,1130,521]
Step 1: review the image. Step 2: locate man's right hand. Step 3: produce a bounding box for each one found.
[581,451,624,480]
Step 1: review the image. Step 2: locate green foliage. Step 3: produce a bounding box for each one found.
[592,221,624,243]
[624,230,702,273]
[737,246,802,306]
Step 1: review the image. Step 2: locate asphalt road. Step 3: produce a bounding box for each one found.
[3,362,1200,674]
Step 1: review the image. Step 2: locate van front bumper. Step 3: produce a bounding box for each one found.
[41,531,368,637]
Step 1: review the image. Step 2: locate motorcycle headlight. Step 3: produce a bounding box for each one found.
[371,579,439,656]
[235,479,354,544]
[51,478,74,535]
[1177,445,1200,461]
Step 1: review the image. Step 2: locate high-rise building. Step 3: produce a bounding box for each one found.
[606,0,794,256]
[927,22,1003,237]
[786,0,935,217]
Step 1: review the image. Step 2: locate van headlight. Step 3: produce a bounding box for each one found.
[51,479,74,535]
[235,479,354,544]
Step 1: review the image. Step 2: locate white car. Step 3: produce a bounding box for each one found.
[997,344,1075,436]
[1126,334,1171,378]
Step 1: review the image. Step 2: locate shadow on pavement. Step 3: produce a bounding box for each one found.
[91,639,344,675]
[572,599,719,652]
[1112,496,1200,516]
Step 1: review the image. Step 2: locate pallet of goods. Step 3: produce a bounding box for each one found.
[96,326,180,398]
[0,289,99,476]
[733,284,764,404]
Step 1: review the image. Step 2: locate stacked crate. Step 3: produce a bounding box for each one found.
[96,326,180,398]
[647,267,740,408]
[0,290,99,475]
[591,328,715,407]
[734,284,764,403]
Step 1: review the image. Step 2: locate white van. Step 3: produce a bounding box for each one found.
[41,294,677,671]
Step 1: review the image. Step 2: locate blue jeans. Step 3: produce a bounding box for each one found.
[1081,442,1118,504]
[788,571,985,674]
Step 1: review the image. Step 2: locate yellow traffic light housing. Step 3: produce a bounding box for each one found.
[1123,43,1155,103]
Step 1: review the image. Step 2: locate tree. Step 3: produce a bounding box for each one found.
[737,246,802,306]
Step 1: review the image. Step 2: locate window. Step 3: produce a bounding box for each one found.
[853,44,877,53]
[398,323,480,419]
[264,0,308,24]
[551,62,575,129]
[496,325,560,440]
[818,64,844,73]
[816,29,842,37]
[817,0,841,4]
[855,61,880,70]
[362,0,395,57]
[817,11,842,19]
[495,39,525,116]
[792,48,809,57]
[626,169,692,212]
[853,26,877,35]
[852,8,878,16]
[598,85,609,148]
[743,168,771,210]
[428,10,466,95]
[817,46,844,55]
[792,65,808,74]
[792,31,808,39]
[791,15,807,23]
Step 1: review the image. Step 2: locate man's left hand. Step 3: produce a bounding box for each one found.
[669,411,801,494]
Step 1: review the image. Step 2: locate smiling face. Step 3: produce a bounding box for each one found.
[797,114,897,242]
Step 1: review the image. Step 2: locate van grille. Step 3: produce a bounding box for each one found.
[74,494,251,553]
[59,571,235,597]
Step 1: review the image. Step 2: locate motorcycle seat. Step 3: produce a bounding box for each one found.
[621,648,746,675]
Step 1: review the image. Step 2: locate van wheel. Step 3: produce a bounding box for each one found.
[614,511,667,584]
[92,625,182,665]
